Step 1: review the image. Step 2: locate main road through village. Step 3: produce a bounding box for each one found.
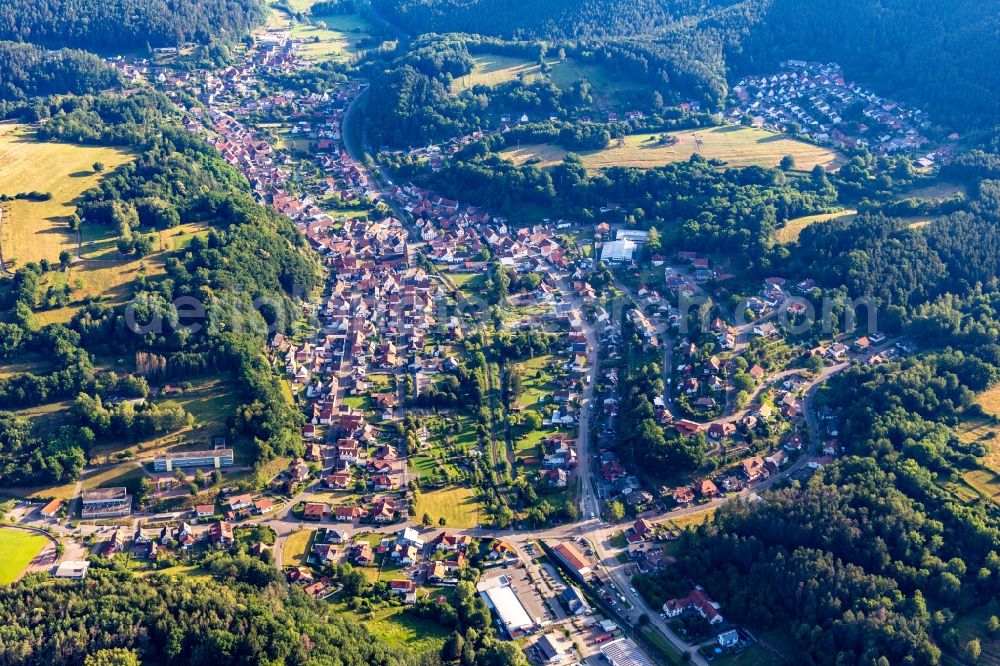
[13,51,891,666]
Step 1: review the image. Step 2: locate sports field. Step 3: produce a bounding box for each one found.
[0,528,48,584]
[0,122,132,268]
[501,126,845,172]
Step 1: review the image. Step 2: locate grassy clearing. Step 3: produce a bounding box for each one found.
[88,375,240,461]
[451,54,547,92]
[266,5,292,29]
[414,487,480,528]
[451,54,645,109]
[514,429,547,461]
[962,469,1000,503]
[901,216,943,230]
[0,122,133,268]
[290,13,374,61]
[143,564,214,581]
[284,529,315,566]
[978,385,1000,416]
[667,506,718,531]
[905,181,966,200]
[775,209,856,244]
[498,143,570,169]
[81,464,145,492]
[339,603,449,656]
[0,528,48,584]
[0,356,53,379]
[33,222,208,326]
[957,392,1000,504]
[951,605,1000,665]
[502,126,845,173]
[14,400,74,437]
[518,355,556,408]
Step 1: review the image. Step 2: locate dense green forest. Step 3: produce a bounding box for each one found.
[0,0,266,50]
[372,0,1000,129]
[0,566,405,665]
[0,41,122,103]
[0,553,529,665]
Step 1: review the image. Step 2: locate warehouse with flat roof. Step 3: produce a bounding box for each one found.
[81,487,131,518]
[478,575,536,638]
[600,639,656,666]
[153,448,234,472]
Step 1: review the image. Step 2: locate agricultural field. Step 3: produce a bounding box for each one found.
[290,12,375,62]
[775,209,856,243]
[0,123,133,268]
[500,126,845,173]
[0,529,48,584]
[450,53,647,109]
[413,487,481,528]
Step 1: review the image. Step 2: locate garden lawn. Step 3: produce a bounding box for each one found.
[283,529,315,566]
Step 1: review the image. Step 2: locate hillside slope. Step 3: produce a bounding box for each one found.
[373,0,1000,129]
[0,0,266,50]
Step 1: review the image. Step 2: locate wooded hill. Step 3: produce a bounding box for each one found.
[0,0,266,50]
[0,41,122,105]
[372,0,1000,130]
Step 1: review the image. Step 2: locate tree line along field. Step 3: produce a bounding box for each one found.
[0,122,133,269]
[500,125,846,173]
[449,52,648,109]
